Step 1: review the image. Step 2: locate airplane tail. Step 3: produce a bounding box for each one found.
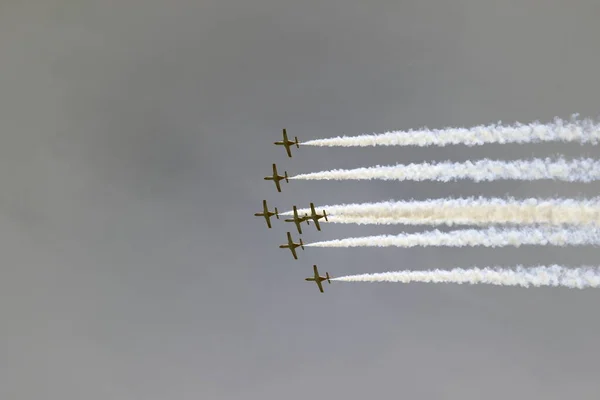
[285,171,289,182]
[275,208,280,219]
[295,137,299,148]
[323,210,328,221]
[300,238,305,250]
[326,272,331,283]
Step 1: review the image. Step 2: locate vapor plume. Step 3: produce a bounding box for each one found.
[332,266,600,288]
[284,197,600,227]
[301,115,600,147]
[306,226,600,248]
[291,158,600,182]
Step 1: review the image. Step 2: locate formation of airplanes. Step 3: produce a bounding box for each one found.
[254,129,333,293]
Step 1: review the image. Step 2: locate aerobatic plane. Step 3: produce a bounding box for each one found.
[307,202,328,231]
[305,265,331,293]
[263,163,289,192]
[279,232,304,260]
[273,128,299,158]
[254,200,279,228]
[284,205,310,234]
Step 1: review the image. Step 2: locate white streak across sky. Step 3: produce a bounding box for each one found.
[306,226,600,248]
[283,197,600,227]
[290,158,600,182]
[301,116,600,147]
[332,266,600,288]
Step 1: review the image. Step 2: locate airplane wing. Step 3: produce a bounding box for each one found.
[282,130,293,157]
[313,265,319,276]
[290,246,298,259]
[263,200,271,223]
[316,280,324,293]
[275,180,281,192]
[313,218,321,231]
[309,204,322,230]
[293,207,302,233]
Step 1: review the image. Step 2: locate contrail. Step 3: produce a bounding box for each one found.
[331,266,600,288]
[290,158,600,183]
[283,197,600,226]
[306,226,600,248]
[301,115,600,147]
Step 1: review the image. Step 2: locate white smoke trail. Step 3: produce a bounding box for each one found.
[283,197,600,226]
[306,226,600,248]
[331,266,600,288]
[301,115,600,147]
[290,158,600,183]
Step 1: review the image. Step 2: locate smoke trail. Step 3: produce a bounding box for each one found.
[290,158,600,183]
[283,197,600,227]
[306,226,600,248]
[301,115,600,147]
[332,266,600,288]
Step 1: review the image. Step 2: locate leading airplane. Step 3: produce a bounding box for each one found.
[274,128,299,158]
[264,163,289,192]
[307,202,328,231]
[305,265,331,293]
[254,200,279,228]
[284,205,310,234]
[279,231,304,260]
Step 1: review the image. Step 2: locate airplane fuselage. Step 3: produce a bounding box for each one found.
[255,212,275,221]
[279,241,300,250]
[284,217,306,223]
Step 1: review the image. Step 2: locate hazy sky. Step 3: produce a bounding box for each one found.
[2,1,600,399]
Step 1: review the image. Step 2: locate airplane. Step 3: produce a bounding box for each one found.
[284,205,310,234]
[305,264,331,293]
[254,200,279,228]
[264,163,289,192]
[273,128,299,158]
[307,202,328,231]
[279,231,304,260]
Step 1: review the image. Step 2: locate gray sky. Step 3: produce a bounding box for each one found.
[1,1,600,399]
